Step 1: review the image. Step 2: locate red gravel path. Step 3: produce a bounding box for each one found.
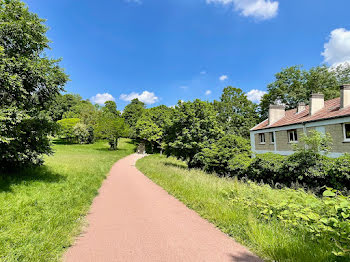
[64,154,261,262]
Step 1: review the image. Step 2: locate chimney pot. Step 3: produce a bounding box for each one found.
[340,84,350,109]
[297,102,306,113]
[309,93,324,116]
[268,104,285,125]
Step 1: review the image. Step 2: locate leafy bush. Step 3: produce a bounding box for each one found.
[73,123,89,144]
[193,134,251,176]
[281,151,333,188]
[0,108,56,169]
[86,125,95,144]
[228,187,350,258]
[57,118,80,141]
[328,154,350,190]
[247,153,286,183]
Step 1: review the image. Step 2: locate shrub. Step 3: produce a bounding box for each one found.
[57,118,80,141]
[73,123,89,144]
[247,153,286,183]
[86,125,95,144]
[328,154,350,190]
[281,151,333,188]
[230,187,350,258]
[193,134,251,176]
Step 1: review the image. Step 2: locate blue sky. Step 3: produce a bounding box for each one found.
[25,0,350,109]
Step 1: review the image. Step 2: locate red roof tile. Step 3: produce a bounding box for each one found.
[251,97,350,131]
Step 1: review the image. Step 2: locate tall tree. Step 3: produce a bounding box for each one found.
[0,0,69,168]
[122,98,146,136]
[259,65,349,119]
[46,94,82,121]
[164,100,223,168]
[135,105,173,152]
[215,86,259,138]
[103,101,120,117]
[95,112,129,150]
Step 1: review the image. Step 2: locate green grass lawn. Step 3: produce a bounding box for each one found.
[136,154,347,262]
[0,139,136,261]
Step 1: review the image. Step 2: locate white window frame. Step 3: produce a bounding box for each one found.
[270,132,275,144]
[287,129,298,143]
[343,123,350,142]
[259,133,266,144]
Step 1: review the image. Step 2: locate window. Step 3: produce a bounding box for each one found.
[259,133,266,144]
[288,129,298,143]
[343,123,350,142]
[270,132,275,143]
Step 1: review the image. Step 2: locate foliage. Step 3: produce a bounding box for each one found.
[259,65,349,119]
[135,116,162,152]
[247,153,286,183]
[0,0,69,168]
[73,123,90,144]
[57,118,80,141]
[137,155,348,261]
[193,134,252,176]
[284,149,331,188]
[95,112,129,150]
[0,139,136,261]
[135,105,173,153]
[46,94,82,121]
[215,86,259,138]
[63,100,98,126]
[294,130,333,154]
[229,187,350,258]
[0,107,56,169]
[103,101,120,117]
[122,98,146,134]
[282,131,334,188]
[164,99,223,167]
[328,154,350,190]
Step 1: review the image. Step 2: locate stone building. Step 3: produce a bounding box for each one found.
[250,84,350,158]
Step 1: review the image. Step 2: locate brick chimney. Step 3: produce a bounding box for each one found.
[297,102,306,113]
[340,84,350,109]
[309,93,324,116]
[269,104,285,125]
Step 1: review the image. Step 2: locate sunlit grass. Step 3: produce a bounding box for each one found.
[136,154,342,262]
[0,139,136,261]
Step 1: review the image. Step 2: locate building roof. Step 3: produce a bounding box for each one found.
[251,97,350,131]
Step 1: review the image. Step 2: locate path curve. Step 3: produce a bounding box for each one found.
[64,154,261,262]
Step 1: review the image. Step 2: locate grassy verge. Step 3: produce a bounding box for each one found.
[136,154,346,262]
[0,139,136,261]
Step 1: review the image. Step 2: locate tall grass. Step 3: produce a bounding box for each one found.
[136,154,346,262]
[0,139,136,261]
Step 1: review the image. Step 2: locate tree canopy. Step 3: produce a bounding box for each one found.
[164,100,223,168]
[259,65,350,119]
[122,98,146,135]
[0,0,69,168]
[215,86,258,138]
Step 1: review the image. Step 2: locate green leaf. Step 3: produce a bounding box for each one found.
[323,190,336,197]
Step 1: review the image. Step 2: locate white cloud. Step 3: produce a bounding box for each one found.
[91,93,115,105]
[119,91,159,104]
[206,0,279,20]
[179,85,188,89]
[247,89,267,103]
[322,28,350,67]
[219,75,228,81]
[205,90,212,95]
[200,71,207,75]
